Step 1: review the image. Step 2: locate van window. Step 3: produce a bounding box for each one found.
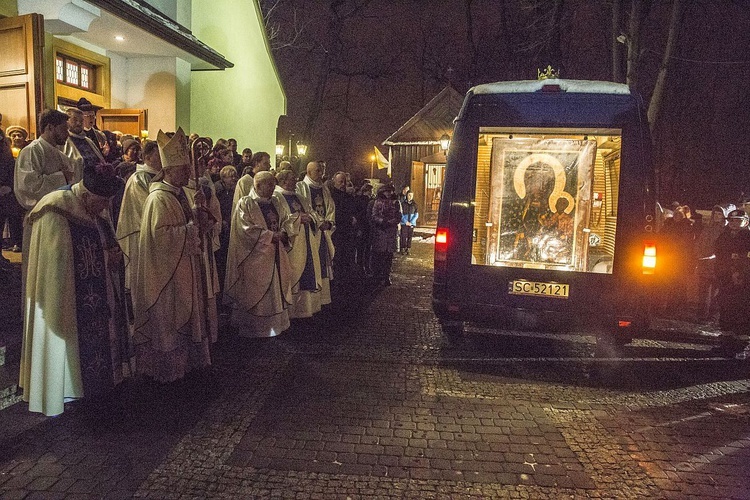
[472,127,621,274]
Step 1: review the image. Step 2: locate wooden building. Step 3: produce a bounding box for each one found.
[383,86,463,227]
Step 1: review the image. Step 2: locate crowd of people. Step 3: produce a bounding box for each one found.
[1,100,421,416]
[659,201,750,339]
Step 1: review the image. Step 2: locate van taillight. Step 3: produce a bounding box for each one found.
[436,228,448,247]
[642,241,656,274]
[435,228,449,263]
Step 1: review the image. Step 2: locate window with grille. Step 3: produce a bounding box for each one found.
[55,55,95,91]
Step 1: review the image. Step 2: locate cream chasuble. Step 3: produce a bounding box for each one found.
[133,181,211,382]
[225,193,293,337]
[274,189,323,318]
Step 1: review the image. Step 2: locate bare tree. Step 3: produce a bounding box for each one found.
[259,0,307,50]
[647,0,685,133]
[612,0,625,82]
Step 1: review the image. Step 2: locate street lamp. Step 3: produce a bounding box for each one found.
[296,141,308,175]
[369,153,376,179]
[275,143,285,157]
[439,133,451,152]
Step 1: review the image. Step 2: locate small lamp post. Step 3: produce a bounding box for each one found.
[296,141,307,174]
[439,133,451,154]
[275,143,285,169]
[369,154,376,179]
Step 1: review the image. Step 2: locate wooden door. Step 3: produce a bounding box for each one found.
[410,160,425,202]
[0,14,44,139]
[98,108,147,137]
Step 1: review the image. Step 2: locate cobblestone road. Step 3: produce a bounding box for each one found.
[1,239,749,499]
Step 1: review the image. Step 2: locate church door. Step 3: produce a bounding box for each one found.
[0,14,45,138]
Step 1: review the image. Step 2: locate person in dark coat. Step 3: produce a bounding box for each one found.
[214,165,238,301]
[369,184,401,286]
[354,183,373,275]
[330,171,357,287]
[714,209,750,338]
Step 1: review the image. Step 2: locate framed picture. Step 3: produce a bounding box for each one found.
[486,137,596,271]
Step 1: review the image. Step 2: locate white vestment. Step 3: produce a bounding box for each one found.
[184,174,221,342]
[232,174,255,216]
[224,193,293,337]
[133,181,211,382]
[296,176,336,305]
[116,165,160,291]
[274,189,323,318]
[19,183,129,415]
[14,137,72,211]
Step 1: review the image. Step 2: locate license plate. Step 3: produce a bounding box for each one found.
[509,280,569,299]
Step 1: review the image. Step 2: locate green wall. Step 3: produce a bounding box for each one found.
[0,0,17,17]
[189,0,286,155]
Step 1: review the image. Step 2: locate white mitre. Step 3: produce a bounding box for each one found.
[157,127,190,168]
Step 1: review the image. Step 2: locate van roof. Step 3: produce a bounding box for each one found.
[471,79,631,95]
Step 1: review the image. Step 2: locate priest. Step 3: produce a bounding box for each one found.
[132,128,212,382]
[183,138,221,342]
[225,171,293,337]
[116,140,162,306]
[274,169,323,318]
[19,161,131,416]
[296,161,335,306]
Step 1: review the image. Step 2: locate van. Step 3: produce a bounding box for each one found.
[432,78,658,345]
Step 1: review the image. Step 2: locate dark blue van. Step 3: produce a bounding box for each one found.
[433,79,658,345]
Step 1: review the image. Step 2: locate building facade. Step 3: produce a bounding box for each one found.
[0,0,285,153]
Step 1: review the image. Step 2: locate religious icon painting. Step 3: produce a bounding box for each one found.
[486,137,596,271]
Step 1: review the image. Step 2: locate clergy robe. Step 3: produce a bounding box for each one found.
[231,173,255,216]
[225,193,293,337]
[63,134,104,183]
[274,188,323,318]
[19,183,131,415]
[296,176,335,305]
[183,174,221,342]
[14,137,73,211]
[133,181,211,382]
[115,164,159,293]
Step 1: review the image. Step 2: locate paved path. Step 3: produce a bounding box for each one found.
[1,239,749,498]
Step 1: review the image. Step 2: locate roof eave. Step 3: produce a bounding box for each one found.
[86,0,233,70]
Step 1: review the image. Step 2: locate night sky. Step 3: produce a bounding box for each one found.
[264,0,750,208]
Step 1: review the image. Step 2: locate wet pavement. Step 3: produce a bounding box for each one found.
[1,239,749,498]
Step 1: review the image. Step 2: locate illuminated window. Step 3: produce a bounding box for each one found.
[80,66,90,89]
[55,57,64,82]
[66,61,79,86]
[56,55,96,91]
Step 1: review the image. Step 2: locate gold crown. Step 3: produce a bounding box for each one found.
[537,65,560,80]
[157,127,190,168]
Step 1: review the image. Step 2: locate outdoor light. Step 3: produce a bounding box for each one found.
[440,133,451,151]
[275,143,285,156]
[296,142,307,156]
[115,35,125,42]
[140,130,148,139]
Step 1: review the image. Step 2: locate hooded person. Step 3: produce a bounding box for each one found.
[132,127,212,383]
[224,171,294,337]
[19,160,132,416]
